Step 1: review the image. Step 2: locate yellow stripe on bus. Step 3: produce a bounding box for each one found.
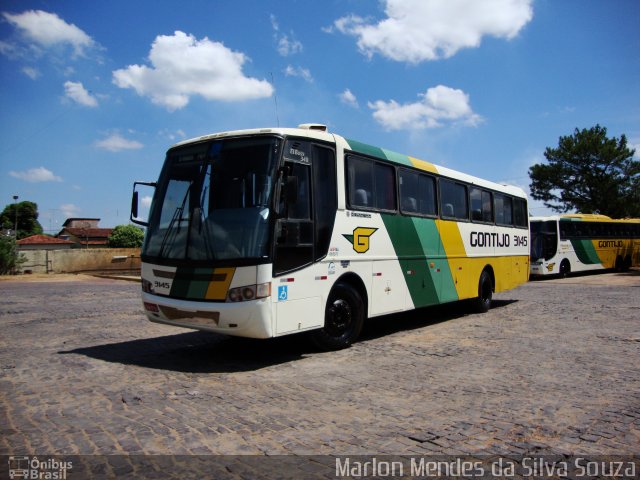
[205,267,236,300]
[435,220,469,298]
[436,220,530,299]
[409,157,438,174]
[591,238,635,269]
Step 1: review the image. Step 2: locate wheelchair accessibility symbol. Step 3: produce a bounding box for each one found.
[278,285,288,301]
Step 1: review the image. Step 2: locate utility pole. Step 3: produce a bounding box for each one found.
[13,195,18,238]
[12,195,18,275]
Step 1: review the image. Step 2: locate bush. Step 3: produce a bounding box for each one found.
[107,224,145,248]
[0,235,26,274]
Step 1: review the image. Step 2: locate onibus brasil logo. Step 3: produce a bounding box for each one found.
[343,227,377,253]
[8,456,72,479]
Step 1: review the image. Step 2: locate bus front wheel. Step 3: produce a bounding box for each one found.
[472,270,493,313]
[559,260,571,278]
[311,282,364,351]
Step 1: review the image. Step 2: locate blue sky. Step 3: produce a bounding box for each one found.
[1,0,638,232]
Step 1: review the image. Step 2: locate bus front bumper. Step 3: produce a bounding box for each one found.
[141,292,274,339]
[530,261,555,276]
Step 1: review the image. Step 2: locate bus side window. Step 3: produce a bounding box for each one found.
[470,187,482,221]
[347,155,396,212]
[348,156,373,209]
[470,187,493,223]
[494,193,513,226]
[374,162,396,211]
[287,163,311,220]
[513,198,528,228]
[399,169,436,216]
[441,179,468,220]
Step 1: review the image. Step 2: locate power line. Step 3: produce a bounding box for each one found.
[270,72,280,127]
[1,110,70,156]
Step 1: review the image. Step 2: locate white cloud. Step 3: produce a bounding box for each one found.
[158,128,187,141]
[0,39,18,57]
[271,14,303,56]
[333,0,533,64]
[141,196,152,208]
[112,31,273,111]
[95,133,144,152]
[284,65,313,83]
[368,85,482,130]
[60,203,80,218]
[278,35,303,56]
[2,10,94,57]
[64,81,98,107]
[22,66,40,79]
[340,89,359,108]
[9,166,63,182]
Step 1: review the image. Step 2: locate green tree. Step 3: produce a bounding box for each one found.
[529,125,640,217]
[0,201,44,239]
[108,224,145,248]
[0,234,26,275]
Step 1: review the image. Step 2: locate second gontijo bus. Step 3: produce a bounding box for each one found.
[131,124,529,350]
[530,214,640,277]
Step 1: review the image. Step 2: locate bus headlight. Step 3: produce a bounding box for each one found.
[227,282,271,302]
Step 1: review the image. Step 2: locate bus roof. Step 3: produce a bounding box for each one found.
[171,124,527,199]
[531,214,640,223]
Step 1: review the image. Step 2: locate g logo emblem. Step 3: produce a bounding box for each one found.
[343,227,378,253]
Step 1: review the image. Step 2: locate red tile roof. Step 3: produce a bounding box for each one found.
[61,227,113,238]
[17,235,75,245]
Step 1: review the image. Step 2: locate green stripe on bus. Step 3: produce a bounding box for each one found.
[381,148,413,167]
[170,267,210,299]
[381,215,455,307]
[412,218,458,303]
[570,239,601,265]
[186,267,213,299]
[346,138,415,167]
[345,138,386,159]
[169,267,190,298]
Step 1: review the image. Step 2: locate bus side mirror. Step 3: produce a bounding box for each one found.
[131,191,139,220]
[130,181,156,227]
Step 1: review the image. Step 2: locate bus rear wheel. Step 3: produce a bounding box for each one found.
[311,282,364,351]
[472,270,493,313]
[615,256,623,271]
[622,256,632,272]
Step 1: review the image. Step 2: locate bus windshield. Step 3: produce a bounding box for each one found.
[530,220,558,262]
[143,136,281,263]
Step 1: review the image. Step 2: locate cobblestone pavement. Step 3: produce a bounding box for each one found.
[1,271,639,461]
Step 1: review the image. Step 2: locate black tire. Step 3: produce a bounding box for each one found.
[622,256,632,272]
[472,270,493,313]
[311,282,364,351]
[615,256,623,272]
[559,259,571,278]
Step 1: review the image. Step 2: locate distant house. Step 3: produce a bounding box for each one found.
[17,234,75,250]
[57,218,113,248]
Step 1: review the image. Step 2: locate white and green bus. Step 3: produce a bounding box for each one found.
[131,124,530,349]
[530,214,640,277]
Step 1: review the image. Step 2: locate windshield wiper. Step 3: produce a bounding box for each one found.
[158,187,190,258]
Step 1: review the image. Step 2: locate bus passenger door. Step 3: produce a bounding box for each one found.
[273,141,338,336]
[274,161,314,274]
[273,159,320,335]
